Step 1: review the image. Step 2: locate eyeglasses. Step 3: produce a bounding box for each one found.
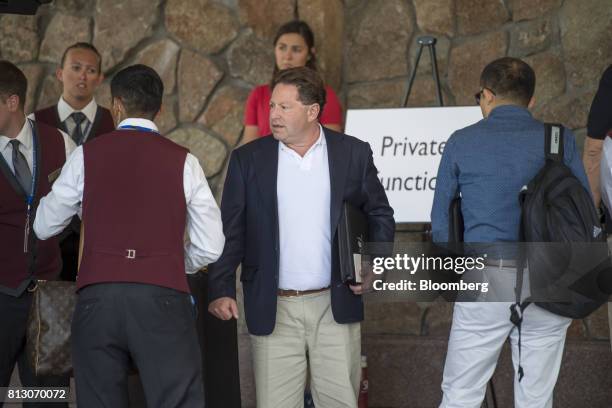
[474,88,496,105]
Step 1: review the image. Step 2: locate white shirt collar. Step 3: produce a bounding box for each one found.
[601,138,612,211]
[57,96,97,123]
[0,117,32,152]
[117,118,159,132]
[279,124,326,154]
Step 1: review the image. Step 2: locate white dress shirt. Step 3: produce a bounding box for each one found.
[28,97,98,143]
[277,125,331,290]
[600,137,612,212]
[0,118,75,175]
[33,118,225,274]
[57,97,97,143]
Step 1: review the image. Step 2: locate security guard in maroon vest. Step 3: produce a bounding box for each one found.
[32,43,114,283]
[0,61,75,407]
[34,64,225,408]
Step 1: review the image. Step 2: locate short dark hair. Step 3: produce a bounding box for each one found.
[110,64,163,119]
[480,57,536,106]
[272,67,326,117]
[61,42,102,72]
[0,60,27,110]
[272,20,317,79]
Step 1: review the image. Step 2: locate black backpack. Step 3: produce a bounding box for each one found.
[511,123,611,380]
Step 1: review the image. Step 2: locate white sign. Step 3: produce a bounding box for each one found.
[345,106,483,223]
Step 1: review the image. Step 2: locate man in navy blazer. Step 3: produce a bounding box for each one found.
[208,67,394,407]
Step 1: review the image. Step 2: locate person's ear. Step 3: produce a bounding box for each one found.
[308,103,320,122]
[6,95,20,113]
[527,96,536,110]
[482,88,496,105]
[111,97,125,123]
[56,67,63,83]
[153,106,162,122]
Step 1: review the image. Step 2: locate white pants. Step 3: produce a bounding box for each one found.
[440,301,571,408]
[606,237,612,351]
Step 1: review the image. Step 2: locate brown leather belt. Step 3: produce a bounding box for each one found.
[277,287,330,297]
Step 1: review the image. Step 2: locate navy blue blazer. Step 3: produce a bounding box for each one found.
[208,127,395,335]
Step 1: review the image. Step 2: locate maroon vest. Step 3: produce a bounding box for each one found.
[0,121,65,294]
[34,104,115,143]
[78,130,190,293]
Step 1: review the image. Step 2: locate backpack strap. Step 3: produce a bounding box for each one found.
[510,123,567,382]
[544,123,564,162]
[512,208,530,382]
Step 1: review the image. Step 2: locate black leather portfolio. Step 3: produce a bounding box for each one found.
[449,193,464,244]
[338,202,369,285]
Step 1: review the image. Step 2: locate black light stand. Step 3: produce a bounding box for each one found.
[403,35,444,107]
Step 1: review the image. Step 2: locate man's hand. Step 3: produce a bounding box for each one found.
[208,297,239,320]
[349,261,377,295]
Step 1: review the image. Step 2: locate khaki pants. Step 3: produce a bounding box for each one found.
[250,290,360,408]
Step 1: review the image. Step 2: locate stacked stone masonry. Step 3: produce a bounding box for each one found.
[1,1,610,406]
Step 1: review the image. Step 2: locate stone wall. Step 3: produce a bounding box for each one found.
[0,0,347,199]
[2,0,610,406]
[1,0,610,192]
[346,0,612,141]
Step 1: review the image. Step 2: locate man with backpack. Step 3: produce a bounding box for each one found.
[431,57,591,408]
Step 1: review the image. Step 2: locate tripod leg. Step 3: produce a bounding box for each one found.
[403,44,424,107]
[428,44,444,106]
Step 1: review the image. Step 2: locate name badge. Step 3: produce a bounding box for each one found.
[47,168,61,184]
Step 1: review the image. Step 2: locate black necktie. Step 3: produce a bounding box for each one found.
[10,139,32,194]
[71,112,87,145]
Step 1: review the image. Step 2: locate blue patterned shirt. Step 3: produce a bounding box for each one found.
[431,105,590,243]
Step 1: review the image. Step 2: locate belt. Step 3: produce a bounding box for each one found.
[277,287,330,297]
[485,259,517,268]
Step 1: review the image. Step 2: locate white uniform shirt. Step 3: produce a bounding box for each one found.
[600,137,612,212]
[28,97,98,143]
[57,97,98,143]
[0,118,75,175]
[33,118,225,273]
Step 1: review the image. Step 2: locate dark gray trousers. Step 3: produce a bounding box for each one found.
[71,283,205,408]
[188,272,241,408]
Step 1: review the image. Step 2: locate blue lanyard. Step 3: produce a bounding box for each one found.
[117,124,159,133]
[26,119,37,207]
[23,120,38,253]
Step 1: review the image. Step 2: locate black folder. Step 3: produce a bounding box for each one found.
[449,193,464,244]
[338,202,369,284]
